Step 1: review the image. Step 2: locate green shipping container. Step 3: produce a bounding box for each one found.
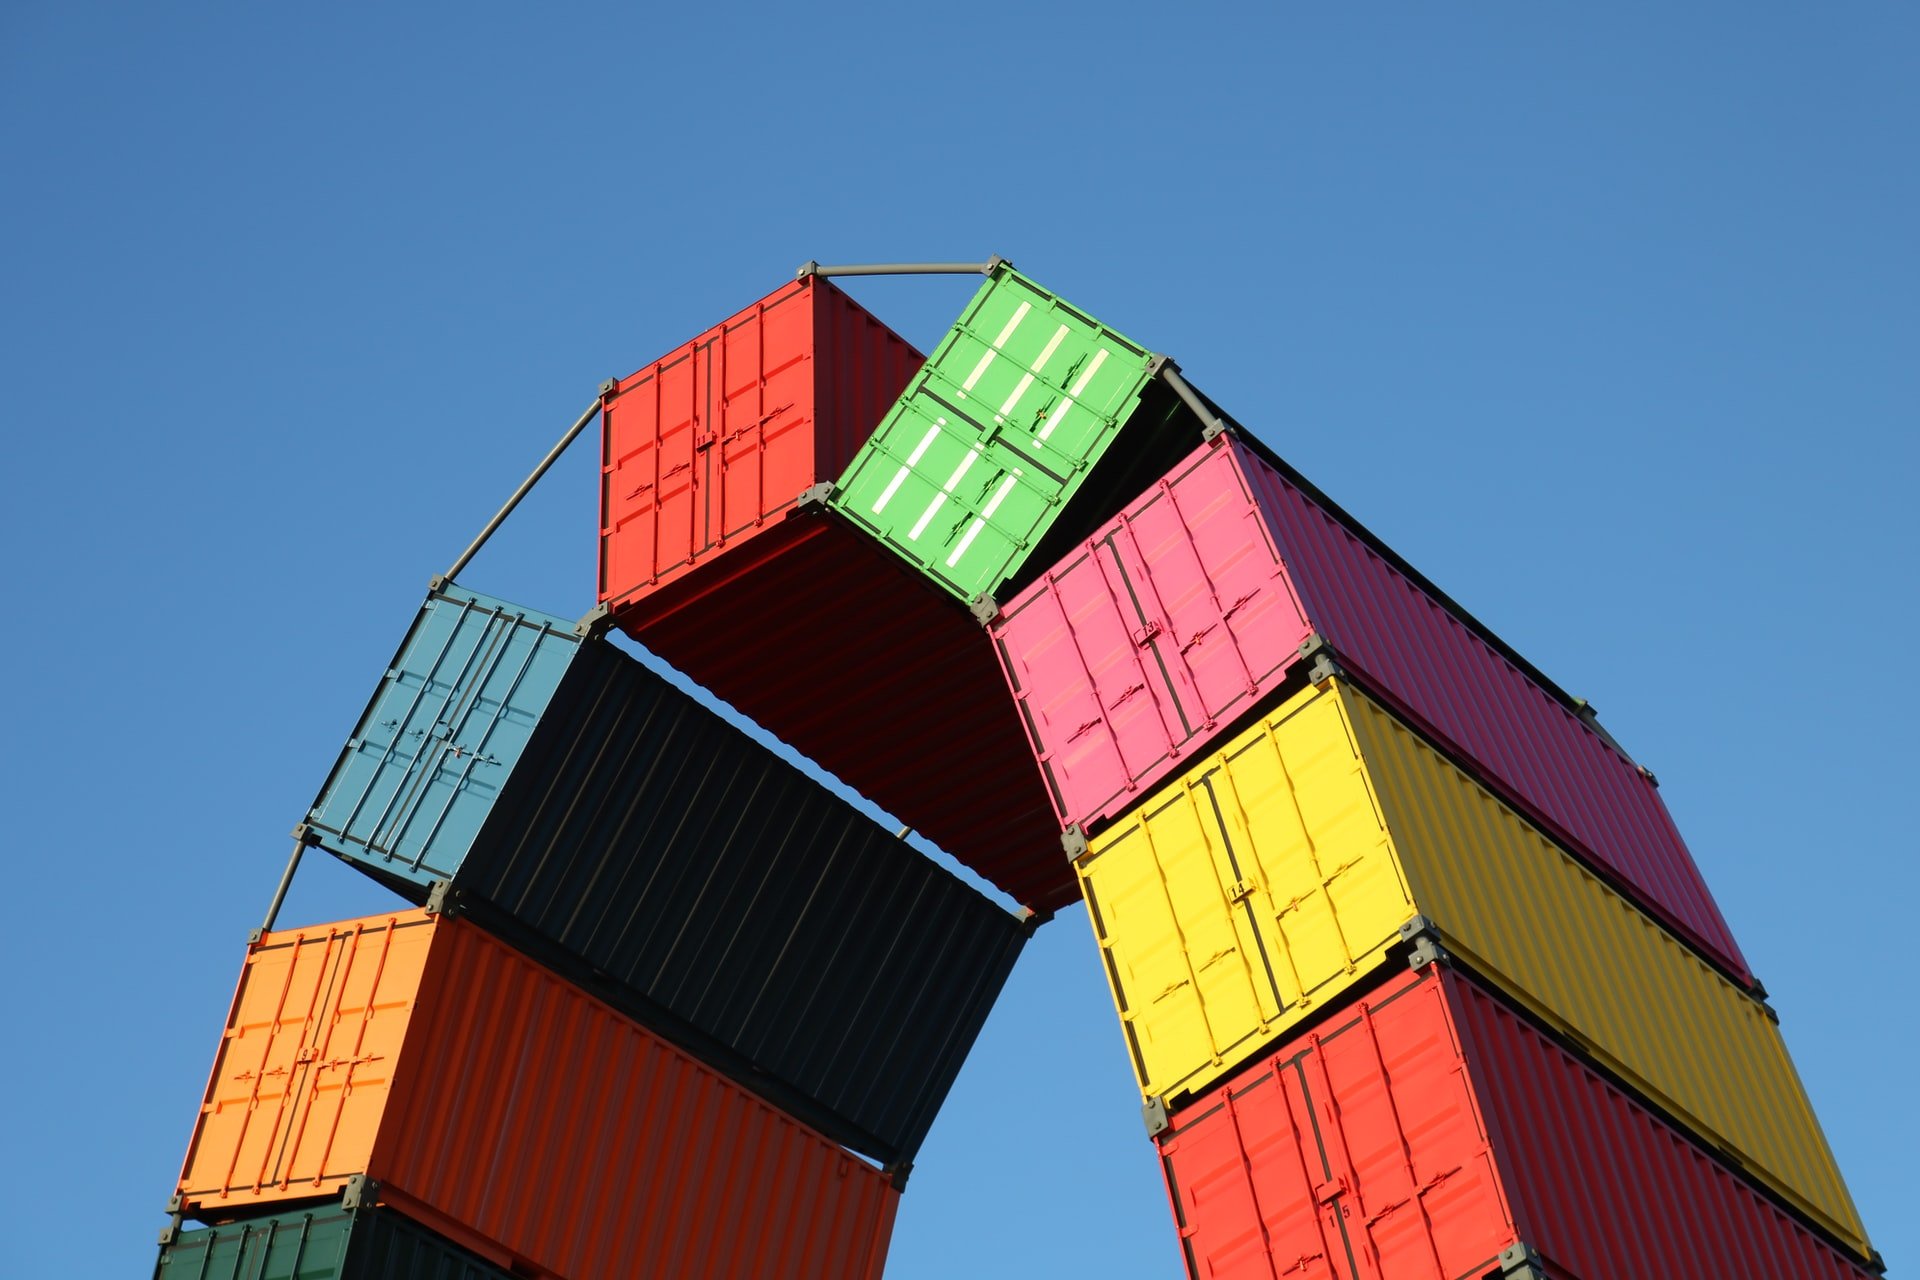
[156,1201,516,1280]
[831,264,1194,604]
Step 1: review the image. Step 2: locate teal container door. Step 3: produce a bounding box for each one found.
[832,266,1155,602]
[306,586,579,889]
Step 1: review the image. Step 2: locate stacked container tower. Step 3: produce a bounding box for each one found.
[152,259,1883,1280]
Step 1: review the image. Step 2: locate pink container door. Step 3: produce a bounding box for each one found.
[991,442,1311,831]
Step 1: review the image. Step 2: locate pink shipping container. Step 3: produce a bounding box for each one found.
[988,431,1751,986]
[1157,961,1879,1280]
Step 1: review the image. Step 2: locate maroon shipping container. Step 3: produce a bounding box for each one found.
[614,502,1072,912]
[1156,962,1878,1280]
[988,431,1751,985]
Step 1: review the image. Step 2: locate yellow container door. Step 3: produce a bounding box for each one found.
[1078,684,1415,1107]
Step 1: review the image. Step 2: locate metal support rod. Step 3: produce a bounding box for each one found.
[442,394,606,584]
[260,834,313,935]
[1158,364,1230,438]
[797,258,1004,280]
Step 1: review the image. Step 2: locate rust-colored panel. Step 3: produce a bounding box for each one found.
[618,507,1072,913]
[599,277,923,610]
[174,911,899,1280]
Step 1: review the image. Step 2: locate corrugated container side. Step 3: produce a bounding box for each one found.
[599,278,923,609]
[1234,438,1750,984]
[1077,676,1866,1257]
[1343,683,1863,1253]
[155,1203,517,1280]
[619,507,1074,911]
[457,641,1029,1167]
[174,911,900,1280]
[307,585,1029,1167]
[830,265,1197,604]
[1448,968,1882,1278]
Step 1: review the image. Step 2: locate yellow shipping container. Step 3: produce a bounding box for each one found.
[1076,675,1869,1259]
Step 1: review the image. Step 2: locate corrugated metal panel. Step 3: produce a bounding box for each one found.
[618,507,1074,911]
[599,277,923,610]
[1077,676,1865,1255]
[1448,967,1882,1277]
[1342,685,1864,1254]
[175,911,900,1280]
[156,1203,516,1280]
[995,431,1749,986]
[831,264,1195,604]
[306,585,1028,1168]
[1232,435,1750,986]
[1158,964,1879,1280]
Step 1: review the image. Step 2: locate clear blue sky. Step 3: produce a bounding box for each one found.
[4,4,1914,1277]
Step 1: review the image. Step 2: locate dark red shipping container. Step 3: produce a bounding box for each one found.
[990,431,1751,985]
[599,276,923,611]
[617,503,1073,912]
[1157,962,1878,1280]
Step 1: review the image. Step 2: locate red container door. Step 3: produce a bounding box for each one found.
[1159,967,1517,1280]
[600,280,921,611]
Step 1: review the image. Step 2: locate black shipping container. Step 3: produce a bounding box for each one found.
[308,586,1032,1170]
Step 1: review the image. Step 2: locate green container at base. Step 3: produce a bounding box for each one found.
[831,264,1197,604]
[156,1202,514,1280]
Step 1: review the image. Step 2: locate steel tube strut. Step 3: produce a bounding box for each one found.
[796,258,1005,280]
[443,394,605,583]
[1158,363,1230,438]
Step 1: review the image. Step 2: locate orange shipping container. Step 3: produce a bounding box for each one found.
[173,910,899,1280]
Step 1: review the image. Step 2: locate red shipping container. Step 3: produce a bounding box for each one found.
[1156,962,1877,1280]
[989,431,1751,985]
[599,276,924,610]
[174,911,899,1280]
[599,277,1070,910]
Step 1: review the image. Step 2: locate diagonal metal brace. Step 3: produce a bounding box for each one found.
[797,256,1008,280]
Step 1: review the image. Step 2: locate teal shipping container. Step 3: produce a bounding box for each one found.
[156,1201,515,1280]
[830,264,1199,604]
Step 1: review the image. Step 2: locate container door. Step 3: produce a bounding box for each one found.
[1080,774,1290,1106]
[307,588,578,888]
[713,283,819,545]
[1122,443,1310,730]
[602,343,703,594]
[833,266,1157,602]
[1078,683,1418,1107]
[1161,1073,1353,1280]
[177,916,431,1211]
[1304,991,1515,1280]
[992,540,1189,830]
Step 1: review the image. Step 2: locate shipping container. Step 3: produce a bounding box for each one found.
[614,502,1075,911]
[1077,675,1865,1255]
[830,263,1202,605]
[599,276,924,612]
[156,1200,517,1280]
[174,911,899,1280]
[992,430,1750,986]
[306,584,1029,1168]
[1158,963,1879,1278]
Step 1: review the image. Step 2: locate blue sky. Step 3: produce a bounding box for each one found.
[3,4,1914,1276]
